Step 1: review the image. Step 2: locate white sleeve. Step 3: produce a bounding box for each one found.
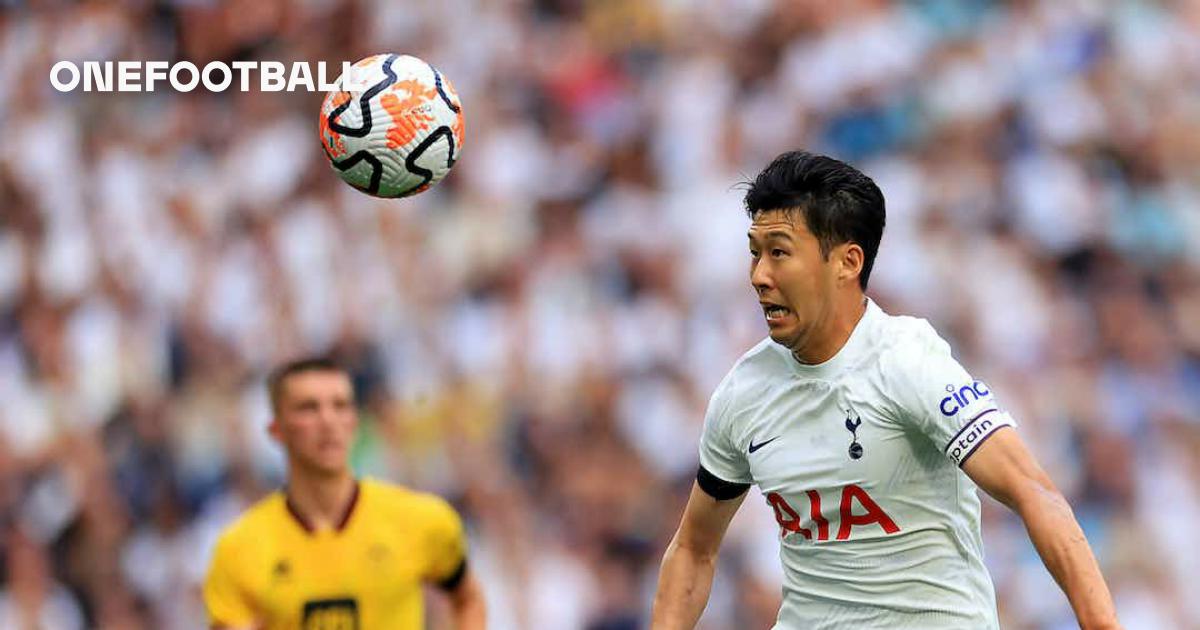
[886,323,1017,466]
[697,371,753,484]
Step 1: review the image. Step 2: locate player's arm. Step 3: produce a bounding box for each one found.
[651,473,748,630]
[203,533,261,630]
[423,495,486,630]
[963,427,1122,630]
[439,561,486,630]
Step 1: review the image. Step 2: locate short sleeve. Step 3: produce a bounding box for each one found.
[421,496,468,587]
[697,371,752,484]
[886,323,1016,466]
[203,534,258,627]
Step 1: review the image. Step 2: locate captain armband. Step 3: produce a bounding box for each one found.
[944,409,1016,466]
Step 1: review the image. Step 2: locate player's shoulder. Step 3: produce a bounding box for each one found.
[871,304,952,369]
[866,304,975,415]
[724,337,791,385]
[360,478,461,526]
[700,336,796,424]
[703,337,784,412]
[213,491,288,555]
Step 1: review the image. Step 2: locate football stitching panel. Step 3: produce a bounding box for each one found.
[396,125,456,197]
[431,66,461,113]
[330,150,384,195]
[327,53,399,138]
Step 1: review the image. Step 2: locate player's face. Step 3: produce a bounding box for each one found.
[270,371,357,477]
[748,209,838,352]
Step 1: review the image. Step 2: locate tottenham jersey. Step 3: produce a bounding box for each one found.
[699,299,1013,630]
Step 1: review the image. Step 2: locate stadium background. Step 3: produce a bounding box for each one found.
[2,0,1199,628]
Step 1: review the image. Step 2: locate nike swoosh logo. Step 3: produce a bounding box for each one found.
[748,436,780,453]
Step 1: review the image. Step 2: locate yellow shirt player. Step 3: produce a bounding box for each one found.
[203,357,487,630]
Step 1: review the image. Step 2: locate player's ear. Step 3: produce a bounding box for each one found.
[268,417,283,443]
[835,242,864,286]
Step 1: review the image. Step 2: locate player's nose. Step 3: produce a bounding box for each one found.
[751,259,774,293]
[315,404,343,428]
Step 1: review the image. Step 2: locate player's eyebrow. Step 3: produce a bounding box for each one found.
[747,229,795,243]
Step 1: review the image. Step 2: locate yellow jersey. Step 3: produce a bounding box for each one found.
[203,478,467,630]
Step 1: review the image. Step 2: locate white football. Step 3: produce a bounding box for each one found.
[319,54,465,198]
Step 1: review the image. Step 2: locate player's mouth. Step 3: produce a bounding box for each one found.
[762,302,792,326]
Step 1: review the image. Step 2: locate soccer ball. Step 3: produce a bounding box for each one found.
[319,54,465,198]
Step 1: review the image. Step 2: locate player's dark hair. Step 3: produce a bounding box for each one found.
[268,356,349,415]
[743,151,886,290]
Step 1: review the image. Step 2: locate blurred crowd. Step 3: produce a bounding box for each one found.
[2,0,1200,628]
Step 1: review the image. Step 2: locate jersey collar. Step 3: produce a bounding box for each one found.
[284,480,361,535]
[784,297,880,379]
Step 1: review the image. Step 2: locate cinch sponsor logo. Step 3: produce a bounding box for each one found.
[948,416,994,463]
[939,380,991,416]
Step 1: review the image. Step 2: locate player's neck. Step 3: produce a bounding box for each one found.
[284,468,358,532]
[792,294,867,365]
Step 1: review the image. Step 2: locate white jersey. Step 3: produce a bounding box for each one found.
[699,299,1014,629]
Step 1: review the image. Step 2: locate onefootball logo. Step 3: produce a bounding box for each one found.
[49,61,353,93]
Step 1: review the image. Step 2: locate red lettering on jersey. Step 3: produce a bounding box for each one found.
[805,489,830,541]
[836,484,900,540]
[767,492,811,539]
